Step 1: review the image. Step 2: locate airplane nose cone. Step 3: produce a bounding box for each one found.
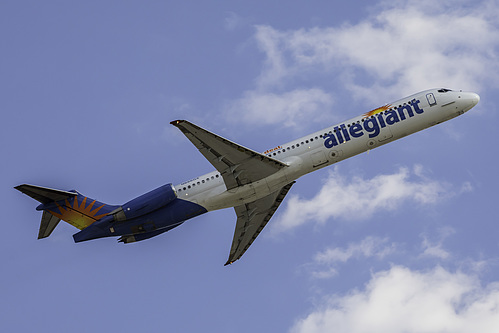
[471,92,480,106]
[459,91,480,113]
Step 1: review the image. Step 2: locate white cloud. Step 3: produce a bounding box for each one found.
[420,226,456,260]
[273,165,454,232]
[314,236,395,264]
[421,237,451,260]
[254,25,289,89]
[291,265,499,333]
[254,0,499,102]
[226,88,334,128]
[226,1,498,131]
[310,236,396,279]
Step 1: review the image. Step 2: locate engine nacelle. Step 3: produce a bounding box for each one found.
[107,184,177,222]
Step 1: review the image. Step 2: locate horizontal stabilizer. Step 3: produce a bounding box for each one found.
[15,184,76,204]
[38,211,61,239]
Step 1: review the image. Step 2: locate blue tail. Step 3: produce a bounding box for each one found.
[15,184,118,238]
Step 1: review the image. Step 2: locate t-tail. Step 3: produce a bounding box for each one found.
[15,184,118,239]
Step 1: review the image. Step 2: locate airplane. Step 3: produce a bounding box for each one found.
[15,88,480,265]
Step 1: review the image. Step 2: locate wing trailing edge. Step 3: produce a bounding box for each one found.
[225,181,295,265]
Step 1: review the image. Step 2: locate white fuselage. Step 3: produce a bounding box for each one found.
[174,89,479,211]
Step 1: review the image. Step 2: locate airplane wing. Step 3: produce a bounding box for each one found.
[225,181,295,265]
[171,120,287,190]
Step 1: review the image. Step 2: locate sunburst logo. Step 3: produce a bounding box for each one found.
[48,196,108,230]
[363,104,392,119]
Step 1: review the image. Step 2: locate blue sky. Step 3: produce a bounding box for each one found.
[2,1,499,332]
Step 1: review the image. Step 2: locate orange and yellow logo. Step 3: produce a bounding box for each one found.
[48,196,108,230]
[362,104,392,119]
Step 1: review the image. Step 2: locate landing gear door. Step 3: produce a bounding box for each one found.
[426,93,437,106]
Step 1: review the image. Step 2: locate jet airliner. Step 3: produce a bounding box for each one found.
[16,88,480,265]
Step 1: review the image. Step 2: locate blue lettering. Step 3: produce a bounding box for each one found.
[324,134,338,148]
[385,110,400,125]
[377,114,386,128]
[349,123,364,138]
[411,99,424,114]
[340,124,351,142]
[323,98,425,149]
[334,126,344,144]
[397,105,414,120]
[363,118,380,138]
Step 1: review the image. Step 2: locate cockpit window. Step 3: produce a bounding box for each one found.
[438,88,452,93]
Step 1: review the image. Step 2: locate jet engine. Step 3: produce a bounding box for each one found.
[104,184,177,223]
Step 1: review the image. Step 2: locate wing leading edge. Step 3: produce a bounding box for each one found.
[170,120,287,190]
[226,181,295,265]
